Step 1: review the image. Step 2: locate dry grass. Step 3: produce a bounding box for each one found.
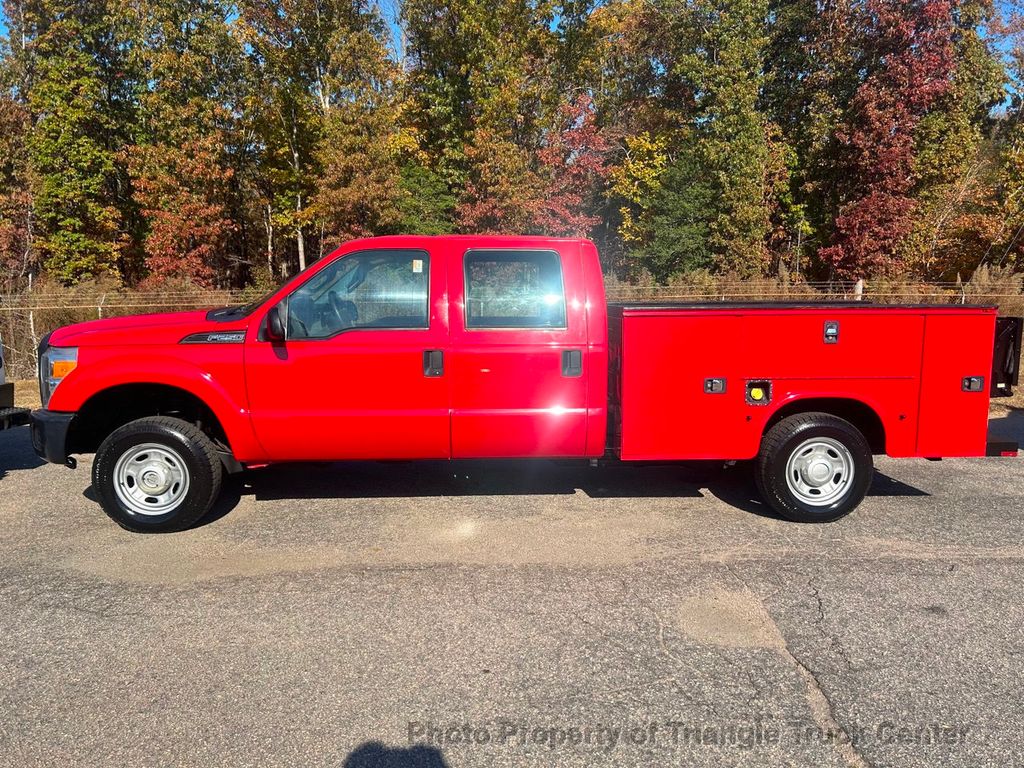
[992,387,1024,412]
[13,380,40,410]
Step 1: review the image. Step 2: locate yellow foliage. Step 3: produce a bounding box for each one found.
[609,132,668,244]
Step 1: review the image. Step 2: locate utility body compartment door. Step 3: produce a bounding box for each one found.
[617,313,745,459]
[447,240,590,458]
[916,313,996,457]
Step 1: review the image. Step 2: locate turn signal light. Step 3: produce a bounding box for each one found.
[51,360,77,379]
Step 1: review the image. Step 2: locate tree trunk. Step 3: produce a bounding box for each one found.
[290,128,306,272]
[265,203,274,276]
[296,191,306,273]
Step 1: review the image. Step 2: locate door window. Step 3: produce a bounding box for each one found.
[286,250,429,340]
[464,249,566,329]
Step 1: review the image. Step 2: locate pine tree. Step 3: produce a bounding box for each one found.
[675,0,783,276]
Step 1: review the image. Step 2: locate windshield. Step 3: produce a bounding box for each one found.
[206,287,281,322]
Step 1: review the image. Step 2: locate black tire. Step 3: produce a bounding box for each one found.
[92,416,223,533]
[755,412,873,523]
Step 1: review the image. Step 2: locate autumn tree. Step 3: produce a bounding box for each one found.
[820,0,957,278]
[764,0,860,272]
[984,4,1024,271]
[123,0,243,287]
[237,1,331,272]
[901,0,1005,277]
[600,0,785,277]
[403,0,559,232]
[587,0,689,274]
[530,95,612,237]
[312,15,423,241]
[1,0,1023,290]
[0,27,35,289]
[5,0,136,284]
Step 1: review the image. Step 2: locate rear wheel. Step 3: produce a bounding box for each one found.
[755,412,873,523]
[93,416,223,533]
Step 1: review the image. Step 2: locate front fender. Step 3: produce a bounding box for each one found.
[48,347,266,462]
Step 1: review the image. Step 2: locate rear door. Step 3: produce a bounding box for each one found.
[448,242,590,458]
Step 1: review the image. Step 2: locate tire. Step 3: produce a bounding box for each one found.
[755,412,873,523]
[92,416,223,533]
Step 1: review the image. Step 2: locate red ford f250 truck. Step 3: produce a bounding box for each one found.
[27,235,1023,532]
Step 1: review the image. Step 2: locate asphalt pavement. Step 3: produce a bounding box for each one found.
[1,409,1023,768]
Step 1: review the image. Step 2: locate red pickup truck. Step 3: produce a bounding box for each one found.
[27,235,1022,532]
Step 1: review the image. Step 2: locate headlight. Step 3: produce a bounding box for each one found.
[38,346,78,408]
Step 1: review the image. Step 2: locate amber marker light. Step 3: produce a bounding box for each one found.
[51,360,77,379]
[746,380,773,406]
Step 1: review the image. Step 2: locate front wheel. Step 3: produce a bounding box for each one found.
[93,417,223,533]
[755,412,873,523]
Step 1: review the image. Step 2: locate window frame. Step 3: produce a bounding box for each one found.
[283,248,432,341]
[462,248,568,331]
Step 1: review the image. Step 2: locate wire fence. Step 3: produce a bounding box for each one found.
[0,289,247,380]
[3,277,1024,380]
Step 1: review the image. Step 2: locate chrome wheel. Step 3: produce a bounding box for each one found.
[784,437,855,507]
[113,443,190,516]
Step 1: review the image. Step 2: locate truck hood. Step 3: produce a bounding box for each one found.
[48,310,249,347]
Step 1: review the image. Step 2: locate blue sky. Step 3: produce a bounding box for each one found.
[0,6,405,57]
[0,2,1020,58]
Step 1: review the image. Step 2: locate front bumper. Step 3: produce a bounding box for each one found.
[30,409,75,465]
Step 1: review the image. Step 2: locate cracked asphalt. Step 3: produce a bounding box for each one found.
[1,408,1023,768]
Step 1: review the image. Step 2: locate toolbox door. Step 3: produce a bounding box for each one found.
[618,313,744,460]
[917,313,996,457]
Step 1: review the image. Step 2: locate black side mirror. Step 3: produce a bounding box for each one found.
[265,305,286,342]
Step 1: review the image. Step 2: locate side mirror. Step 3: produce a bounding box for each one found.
[265,305,286,342]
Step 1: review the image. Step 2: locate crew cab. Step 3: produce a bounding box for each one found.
[28,236,1023,532]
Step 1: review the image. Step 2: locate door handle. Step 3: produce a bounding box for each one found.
[562,349,583,377]
[423,349,444,377]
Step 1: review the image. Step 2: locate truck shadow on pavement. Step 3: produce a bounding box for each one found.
[0,427,44,483]
[202,458,927,526]
[0,424,929,525]
[343,743,448,768]
[988,407,1024,445]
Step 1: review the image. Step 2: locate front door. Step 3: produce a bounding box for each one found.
[448,243,590,458]
[245,247,450,461]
